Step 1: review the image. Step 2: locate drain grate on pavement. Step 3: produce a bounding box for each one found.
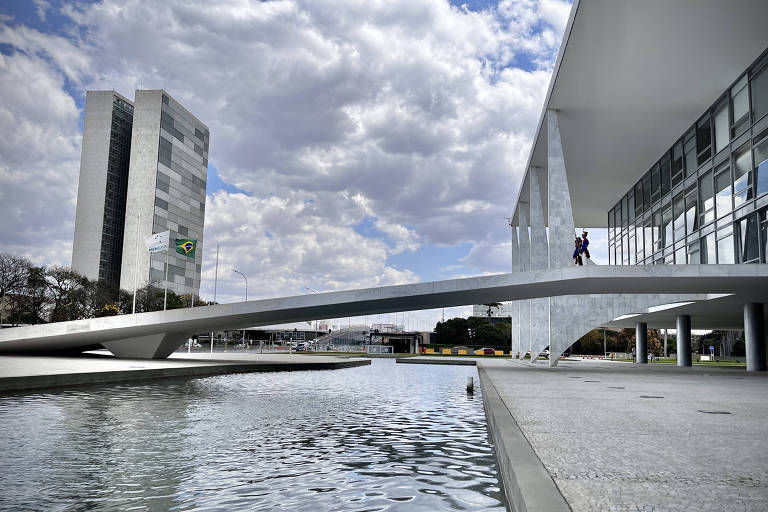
[607,386,625,389]
[698,410,732,415]
[640,395,664,399]
[584,380,599,382]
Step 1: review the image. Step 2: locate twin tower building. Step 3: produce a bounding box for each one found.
[71,90,210,298]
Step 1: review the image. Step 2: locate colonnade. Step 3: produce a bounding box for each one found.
[508,110,767,371]
[633,304,766,371]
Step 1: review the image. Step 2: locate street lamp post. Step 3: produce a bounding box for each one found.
[304,287,320,351]
[232,269,248,348]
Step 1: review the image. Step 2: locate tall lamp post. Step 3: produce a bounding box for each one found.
[232,269,248,348]
[303,287,320,350]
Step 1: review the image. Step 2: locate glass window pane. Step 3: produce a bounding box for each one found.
[643,173,651,207]
[733,143,752,206]
[660,156,671,196]
[688,241,700,264]
[675,246,686,265]
[634,183,643,215]
[755,136,768,198]
[621,196,628,228]
[701,233,716,264]
[672,142,684,186]
[717,235,734,264]
[662,205,673,247]
[762,212,768,263]
[628,192,635,222]
[752,64,768,122]
[732,75,750,137]
[652,210,662,253]
[714,103,729,153]
[644,218,653,261]
[738,214,760,263]
[673,192,685,240]
[636,224,644,262]
[629,235,636,265]
[651,164,661,203]
[622,233,629,264]
[698,171,714,225]
[714,164,732,218]
[684,131,697,176]
[685,184,697,234]
[697,117,712,165]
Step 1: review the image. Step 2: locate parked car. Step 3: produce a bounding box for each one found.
[479,347,496,355]
[539,349,550,358]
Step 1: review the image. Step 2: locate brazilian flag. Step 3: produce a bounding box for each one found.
[175,238,197,258]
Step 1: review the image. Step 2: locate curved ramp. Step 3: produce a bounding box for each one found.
[0,265,766,358]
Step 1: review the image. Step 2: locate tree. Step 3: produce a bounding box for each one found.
[16,265,48,325]
[0,253,29,327]
[46,266,89,322]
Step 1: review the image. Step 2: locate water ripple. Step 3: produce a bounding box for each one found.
[0,359,506,511]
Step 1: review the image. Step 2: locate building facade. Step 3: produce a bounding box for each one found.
[72,90,209,297]
[119,91,209,298]
[608,49,768,267]
[72,91,134,285]
[472,303,516,318]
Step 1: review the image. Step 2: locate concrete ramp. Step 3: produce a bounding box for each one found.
[0,265,766,358]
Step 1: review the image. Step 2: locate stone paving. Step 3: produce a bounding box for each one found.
[480,359,768,512]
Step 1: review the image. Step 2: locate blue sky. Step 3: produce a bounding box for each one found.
[0,0,583,326]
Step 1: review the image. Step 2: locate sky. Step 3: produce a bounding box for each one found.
[0,0,605,330]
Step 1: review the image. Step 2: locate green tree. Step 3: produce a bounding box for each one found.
[0,253,30,327]
[46,266,89,322]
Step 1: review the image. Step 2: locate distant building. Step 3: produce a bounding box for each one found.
[472,303,515,318]
[71,91,134,286]
[72,90,209,298]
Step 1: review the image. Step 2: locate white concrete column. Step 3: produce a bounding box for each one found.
[529,167,549,362]
[744,303,766,372]
[510,226,520,357]
[547,109,576,270]
[518,203,530,359]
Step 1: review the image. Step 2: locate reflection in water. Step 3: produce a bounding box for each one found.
[0,359,507,511]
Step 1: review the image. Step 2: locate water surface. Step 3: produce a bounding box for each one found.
[0,358,506,511]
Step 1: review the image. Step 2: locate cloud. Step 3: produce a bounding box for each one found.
[0,51,81,265]
[0,0,573,308]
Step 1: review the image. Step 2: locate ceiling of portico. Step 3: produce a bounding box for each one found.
[514,0,768,227]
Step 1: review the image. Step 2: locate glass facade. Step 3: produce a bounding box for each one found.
[98,96,134,285]
[609,48,768,265]
[148,93,209,295]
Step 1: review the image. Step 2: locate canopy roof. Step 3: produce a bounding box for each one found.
[515,0,768,226]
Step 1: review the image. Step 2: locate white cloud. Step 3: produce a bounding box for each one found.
[0,0,571,307]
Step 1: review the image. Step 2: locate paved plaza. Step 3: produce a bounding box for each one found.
[479,359,768,512]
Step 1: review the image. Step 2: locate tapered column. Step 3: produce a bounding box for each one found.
[676,315,692,367]
[529,166,550,362]
[547,109,576,269]
[518,203,530,358]
[510,226,520,357]
[529,167,548,269]
[635,322,647,364]
[744,303,766,372]
[518,203,530,272]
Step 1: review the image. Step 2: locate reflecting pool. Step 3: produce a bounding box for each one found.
[0,358,507,511]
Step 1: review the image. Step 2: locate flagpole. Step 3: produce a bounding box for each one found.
[211,243,218,355]
[213,243,219,303]
[132,212,140,314]
[163,246,169,310]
